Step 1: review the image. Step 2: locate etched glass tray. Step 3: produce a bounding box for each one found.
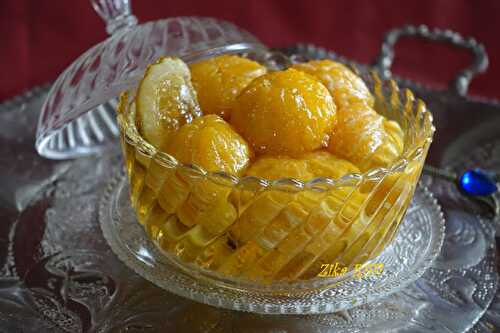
[99,172,445,314]
[2,0,500,323]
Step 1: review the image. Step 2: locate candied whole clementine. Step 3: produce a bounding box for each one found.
[190,55,267,119]
[302,151,360,178]
[236,151,358,221]
[292,59,374,108]
[245,156,312,181]
[165,114,252,175]
[231,69,337,156]
[246,150,359,181]
[165,115,251,230]
[327,103,404,171]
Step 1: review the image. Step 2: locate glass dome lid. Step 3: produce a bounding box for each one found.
[36,0,266,159]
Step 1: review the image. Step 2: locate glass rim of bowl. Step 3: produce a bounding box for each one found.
[117,58,435,193]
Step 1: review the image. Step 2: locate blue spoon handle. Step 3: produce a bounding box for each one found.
[423,164,499,218]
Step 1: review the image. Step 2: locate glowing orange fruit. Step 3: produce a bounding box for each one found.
[231,68,336,156]
[328,103,404,170]
[246,150,359,181]
[165,114,252,175]
[291,59,374,108]
[190,55,266,119]
[164,115,251,230]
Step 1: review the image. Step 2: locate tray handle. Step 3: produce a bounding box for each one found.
[374,25,488,96]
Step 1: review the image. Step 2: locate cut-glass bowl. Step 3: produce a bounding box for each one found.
[116,50,435,292]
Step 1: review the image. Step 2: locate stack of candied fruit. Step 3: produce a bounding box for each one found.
[119,54,415,283]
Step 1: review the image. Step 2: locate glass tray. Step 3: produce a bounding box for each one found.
[2,29,500,332]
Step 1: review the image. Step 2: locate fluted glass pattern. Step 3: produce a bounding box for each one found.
[117,59,434,289]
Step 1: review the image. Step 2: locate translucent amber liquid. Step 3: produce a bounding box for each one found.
[123,136,422,282]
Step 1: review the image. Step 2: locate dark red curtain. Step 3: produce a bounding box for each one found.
[1,0,500,101]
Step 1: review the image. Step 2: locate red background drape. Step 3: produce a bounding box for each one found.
[1,0,500,101]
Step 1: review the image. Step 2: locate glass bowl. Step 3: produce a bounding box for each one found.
[115,50,435,294]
